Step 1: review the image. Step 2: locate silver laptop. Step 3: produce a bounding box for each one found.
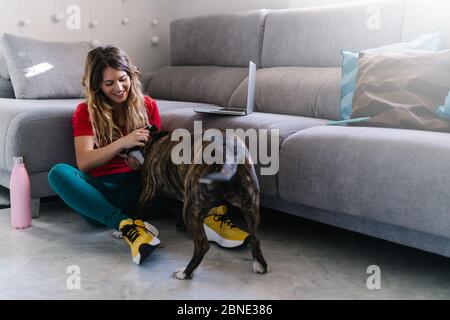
[194,61,256,116]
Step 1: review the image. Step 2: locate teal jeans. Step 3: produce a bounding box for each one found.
[48,163,168,230]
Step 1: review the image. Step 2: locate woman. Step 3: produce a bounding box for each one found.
[48,46,248,266]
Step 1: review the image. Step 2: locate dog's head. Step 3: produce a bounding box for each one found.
[142,129,171,157]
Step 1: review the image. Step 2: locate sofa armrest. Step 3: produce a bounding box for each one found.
[0,98,83,173]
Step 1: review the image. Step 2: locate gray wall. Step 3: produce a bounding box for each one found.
[402,0,450,48]
[171,0,370,19]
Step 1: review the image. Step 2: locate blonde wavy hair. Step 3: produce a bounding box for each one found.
[82,45,149,148]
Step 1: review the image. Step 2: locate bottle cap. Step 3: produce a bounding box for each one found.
[13,157,24,165]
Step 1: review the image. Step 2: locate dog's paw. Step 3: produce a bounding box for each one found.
[252,260,269,274]
[112,231,123,239]
[173,267,191,280]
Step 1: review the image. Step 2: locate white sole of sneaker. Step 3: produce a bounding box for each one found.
[132,237,161,265]
[203,224,245,248]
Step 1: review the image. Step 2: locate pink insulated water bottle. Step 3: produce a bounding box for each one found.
[10,157,32,229]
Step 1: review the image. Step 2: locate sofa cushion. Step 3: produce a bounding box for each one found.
[147,66,249,107]
[0,78,14,98]
[261,1,405,68]
[436,91,450,118]
[340,32,442,120]
[170,10,268,68]
[159,108,328,197]
[0,48,9,80]
[0,98,83,173]
[160,108,328,145]
[1,34,91,99]
[229,67,341,120]
[278,125,450,238]
[351,50,450,132]
[141,72,156,94]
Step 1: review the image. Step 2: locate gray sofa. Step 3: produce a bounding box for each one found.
[2,0,450,257]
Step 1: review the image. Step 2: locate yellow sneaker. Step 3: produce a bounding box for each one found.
[203,205,250,248]
[119,219,160,265]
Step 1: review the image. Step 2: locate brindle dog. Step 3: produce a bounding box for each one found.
[135,129,269,280]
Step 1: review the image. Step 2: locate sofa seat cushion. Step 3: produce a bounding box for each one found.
[0,98,83,173]
[160,108,328,142]
[279,125,450,238]
[147,66,248,107]
[229,67,341,120]
[159,107,328,196]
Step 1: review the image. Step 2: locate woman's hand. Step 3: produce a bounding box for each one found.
[124,156,141,171]
[119,128,150,150]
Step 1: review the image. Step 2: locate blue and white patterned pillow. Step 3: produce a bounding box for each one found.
[339,32,442,120]
[436,91,450,119]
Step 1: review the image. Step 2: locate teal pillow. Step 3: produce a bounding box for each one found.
[339,32,442,120]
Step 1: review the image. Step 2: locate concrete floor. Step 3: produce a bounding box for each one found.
[0,195,450,300]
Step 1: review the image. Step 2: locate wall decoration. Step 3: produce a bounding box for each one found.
[51,0,64,23]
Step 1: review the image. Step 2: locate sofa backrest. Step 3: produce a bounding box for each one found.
[170,10,268,68]
[228,67,341,120]
[148,66,249,107]
[159,1,444,119]
[261,0,406,68]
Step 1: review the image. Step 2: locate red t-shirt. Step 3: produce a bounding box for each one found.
[72,96,161,177]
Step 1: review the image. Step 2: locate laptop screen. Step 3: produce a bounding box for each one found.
[246,61,256,114]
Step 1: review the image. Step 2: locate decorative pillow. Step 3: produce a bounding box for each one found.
[1,34,92,99]
[351,50,450,132]
[0,48,9,80]
[339,32,442,120]
[0,77,14,98]
[436,91,450,119]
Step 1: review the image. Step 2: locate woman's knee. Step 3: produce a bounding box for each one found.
[48,163,75,185]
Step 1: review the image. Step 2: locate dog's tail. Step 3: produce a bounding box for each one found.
[199,134,248,185]
[199,163,237,185]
